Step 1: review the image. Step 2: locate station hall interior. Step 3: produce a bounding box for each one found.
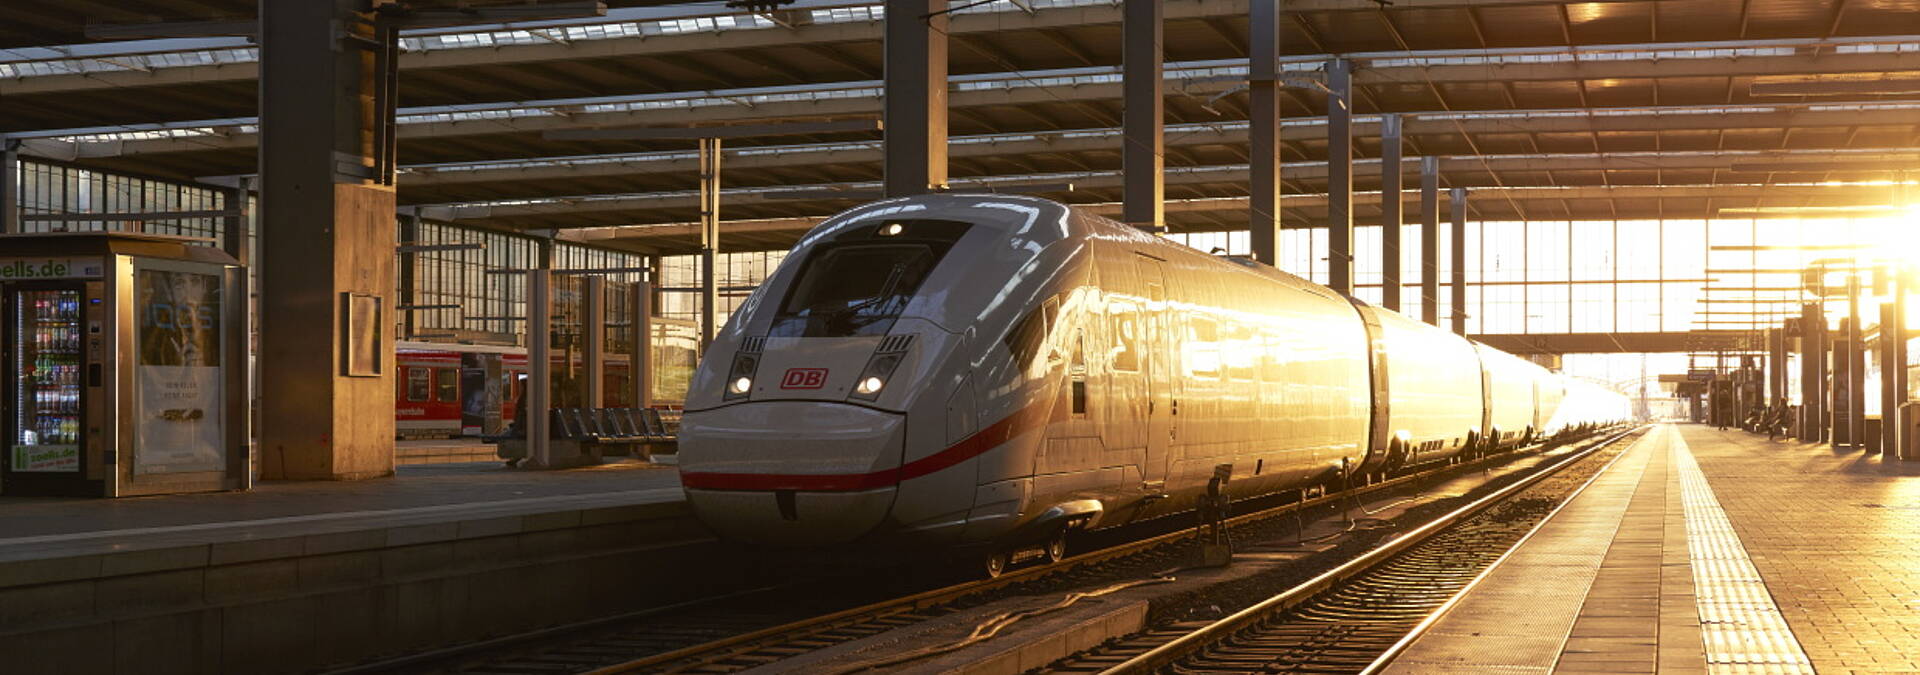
[6,0,1920,673]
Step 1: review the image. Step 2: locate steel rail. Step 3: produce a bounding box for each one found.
[326,427,1620,675]
[1096,425,1644,675]
[567,431,1623,674]
[1351,428,1643,675]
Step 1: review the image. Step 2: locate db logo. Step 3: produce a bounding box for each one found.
[781,368,829,389]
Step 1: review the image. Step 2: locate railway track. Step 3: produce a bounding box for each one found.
[1039,425,1645,675]
[324,429,1632,675]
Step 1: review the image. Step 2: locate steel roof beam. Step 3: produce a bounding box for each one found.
[2,0,1238,97]
[417,181,1904,223]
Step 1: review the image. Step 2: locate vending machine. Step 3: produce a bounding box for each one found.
[1,232,247,497]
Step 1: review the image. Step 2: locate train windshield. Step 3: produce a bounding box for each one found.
[771,219,970,337]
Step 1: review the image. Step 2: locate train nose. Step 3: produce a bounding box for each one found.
[678,401,906,546]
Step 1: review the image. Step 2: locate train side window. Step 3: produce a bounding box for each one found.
[1070,332,1087,415]
[1225,322,1256,381]
[436,368,459,403]
[407,368,430,402]
[1110,301,1139,372]
[1187,316,1220,379]
[1260,333,1284,381]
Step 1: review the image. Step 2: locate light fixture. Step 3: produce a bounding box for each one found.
[856,377,885,395]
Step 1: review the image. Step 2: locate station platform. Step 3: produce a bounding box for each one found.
[1385,423,1920,675]
[0,460,717,675]
[0,459,684,560]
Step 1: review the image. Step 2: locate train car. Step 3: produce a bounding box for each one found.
[1357,305,1487,470]
[678,194,1628,575]
[395,318,705,438]
[395,342,528,439]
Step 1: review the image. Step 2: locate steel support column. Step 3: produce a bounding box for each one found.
[1880,269,1902,455]
[1,138,18,234]
[1123,0,1164,230]
[258,0,398,480]
[1326,58,1354,295]
[1802,303,1825,442]
[1832,318,1849,445]
[527,270,552,468]
[398,208,418,339]
[225,180,253,488]
[1849,274,1867,449]
[583,275,606,410]
[631,279,654,410]
[1420,156,1440,325]
[1898,272,1913,458]
[1379,114,1403,311]
[1768,326,1786,407]
[882,0,948,197]
[699,137,721,348]
[222,180,251,266]
[1449,187,1468,335]
[1247,0,1280,263]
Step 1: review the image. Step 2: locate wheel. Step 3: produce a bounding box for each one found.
[1044,532,1069,564]
[984,551,1010,578]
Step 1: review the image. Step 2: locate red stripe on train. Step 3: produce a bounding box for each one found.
[678,398,1051,492]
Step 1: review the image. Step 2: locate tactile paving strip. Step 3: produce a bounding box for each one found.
[1673,434,1816,675]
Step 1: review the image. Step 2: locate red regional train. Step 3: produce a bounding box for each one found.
[395,318,699,438]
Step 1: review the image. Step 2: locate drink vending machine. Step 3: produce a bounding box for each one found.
[1,232,247,497]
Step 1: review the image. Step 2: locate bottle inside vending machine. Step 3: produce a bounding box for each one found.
[5,283,91,493]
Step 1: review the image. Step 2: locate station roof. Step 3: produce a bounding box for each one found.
[8,0,1920,257]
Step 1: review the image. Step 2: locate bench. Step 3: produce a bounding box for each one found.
[490,407,679,467]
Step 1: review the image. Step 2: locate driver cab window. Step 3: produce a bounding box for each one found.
[769,219,970,338]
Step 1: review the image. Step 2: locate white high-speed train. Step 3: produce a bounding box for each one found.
[679,195,1631,574]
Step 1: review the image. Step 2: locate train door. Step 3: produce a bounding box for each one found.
[1136,256,1173,490]
[460,352,503,436]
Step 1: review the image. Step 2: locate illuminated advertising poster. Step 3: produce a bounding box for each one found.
[135,267,226,474]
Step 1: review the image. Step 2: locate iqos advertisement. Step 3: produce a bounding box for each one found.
[134,265,226,474]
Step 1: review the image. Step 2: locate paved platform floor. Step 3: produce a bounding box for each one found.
[1387,423,1920,675]
[0,460,683,562]
[395,438,506,465]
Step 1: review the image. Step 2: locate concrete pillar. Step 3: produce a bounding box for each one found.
[882,0,948,197]
[527,270,552,467]
[1420,156,1440,325]
[1379,114,1403,311]
[1450,187,1468,335]
[1247,0,1281,264]
[1123,0,1164,230]
[699,137,721,348]
[258,0,398,480]
[1,138,18,234]
[631,279,655,410]
[1326,58,1354,295]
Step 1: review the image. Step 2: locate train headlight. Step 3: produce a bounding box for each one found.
[849,352,905,402]
[723,352,760,401]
